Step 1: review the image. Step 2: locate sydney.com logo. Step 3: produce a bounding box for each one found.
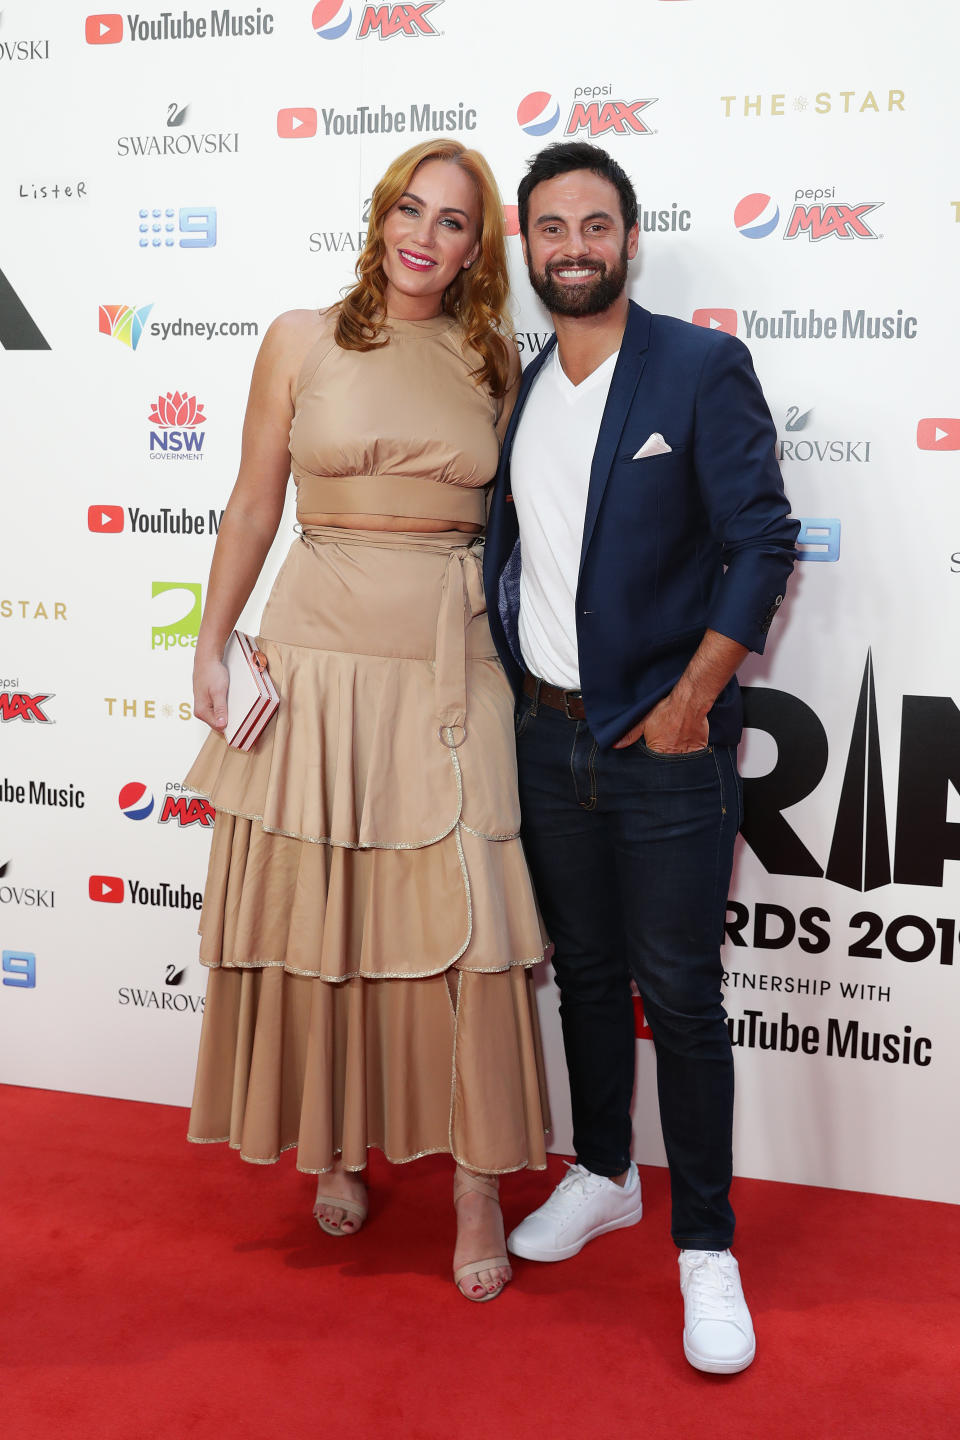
[99,303,258,349]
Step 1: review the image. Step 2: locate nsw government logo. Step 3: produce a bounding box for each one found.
[149,391,207,459]
[151,582,202,650]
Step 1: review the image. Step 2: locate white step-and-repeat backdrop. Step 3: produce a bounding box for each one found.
[2,1,957,1204]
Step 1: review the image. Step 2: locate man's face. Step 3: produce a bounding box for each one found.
[521,169,639,318]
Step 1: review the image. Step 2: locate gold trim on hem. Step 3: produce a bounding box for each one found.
[187,1135,548,1174]
[195,948,546,981]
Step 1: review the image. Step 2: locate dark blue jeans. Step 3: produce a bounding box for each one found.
[515,692,740,1250]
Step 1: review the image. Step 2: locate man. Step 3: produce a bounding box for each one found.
[483,142,798,1374]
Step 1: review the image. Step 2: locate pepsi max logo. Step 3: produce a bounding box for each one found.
[566,97,656,138]
[517,92,560,136]
[784,201,882,242]
[735,192,883,242]
[159,794,215,827]
[119,781,155,820]
[312,1,442,39]
[734,193,780,239]
[312,0,352,37]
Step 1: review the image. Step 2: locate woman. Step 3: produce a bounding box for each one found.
[184,139,549,1303]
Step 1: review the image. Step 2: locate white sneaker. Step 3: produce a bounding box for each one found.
[506,1162,642,1262]
[679,1249,756,1374]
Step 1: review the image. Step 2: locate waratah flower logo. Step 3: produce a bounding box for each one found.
[148,391,206,428]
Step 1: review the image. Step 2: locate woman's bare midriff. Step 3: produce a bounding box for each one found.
[300,512,482,535]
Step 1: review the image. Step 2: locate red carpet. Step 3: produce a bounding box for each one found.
[3,1085,958,1440]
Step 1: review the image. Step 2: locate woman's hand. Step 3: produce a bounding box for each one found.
[193,653,230,732]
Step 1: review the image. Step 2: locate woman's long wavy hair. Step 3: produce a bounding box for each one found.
[335,139,512,398]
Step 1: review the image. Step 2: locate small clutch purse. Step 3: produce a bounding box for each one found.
[223,630,279,751]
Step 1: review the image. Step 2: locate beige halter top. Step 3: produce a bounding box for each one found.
[289,308,516,527]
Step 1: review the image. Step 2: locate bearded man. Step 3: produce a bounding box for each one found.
[483,142,798,1374]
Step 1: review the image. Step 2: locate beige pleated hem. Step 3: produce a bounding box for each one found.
[187,963,550,1174]
[185,528,551,1175]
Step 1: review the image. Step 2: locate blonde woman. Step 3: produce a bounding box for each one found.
[185,140,548,1302]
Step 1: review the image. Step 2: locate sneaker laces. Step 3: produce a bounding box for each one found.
[541,1162,606,1211]
[683,1253,740,1322]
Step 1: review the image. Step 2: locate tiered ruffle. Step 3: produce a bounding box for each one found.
[184,528,549,1172]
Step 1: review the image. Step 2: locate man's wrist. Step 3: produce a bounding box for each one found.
[670,673,712,718]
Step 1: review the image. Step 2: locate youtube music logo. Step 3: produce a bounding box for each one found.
[916,418,960,451]
[90,874,124,903]
[88,505,124,533]
[692,308,738,336]
[277,108,318,139]
[85,14,123,44]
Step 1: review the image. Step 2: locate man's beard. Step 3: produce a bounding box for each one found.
[527,241,629,317]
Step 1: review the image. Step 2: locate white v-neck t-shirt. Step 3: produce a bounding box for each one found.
[511,345,619,690]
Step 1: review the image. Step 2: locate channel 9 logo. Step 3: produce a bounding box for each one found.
[2,950,36,988]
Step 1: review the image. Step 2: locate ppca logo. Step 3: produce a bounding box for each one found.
[734,190,883,241]
[517,87,657,139]
[312,1,443,39]
[151,581,201,650]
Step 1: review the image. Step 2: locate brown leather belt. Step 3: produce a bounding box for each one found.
[523,671,586,721]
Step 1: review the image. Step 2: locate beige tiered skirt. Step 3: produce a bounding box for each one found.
[185,526,549,1174]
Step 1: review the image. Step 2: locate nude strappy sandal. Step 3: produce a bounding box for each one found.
[453,1167,510,1302]
[313,1178,368,1237]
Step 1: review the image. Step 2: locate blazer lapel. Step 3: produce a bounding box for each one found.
[578,302,651,575]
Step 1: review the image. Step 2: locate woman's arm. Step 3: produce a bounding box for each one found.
[192,309,320,731]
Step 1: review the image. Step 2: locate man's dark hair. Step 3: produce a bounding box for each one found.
[517,142,639,236]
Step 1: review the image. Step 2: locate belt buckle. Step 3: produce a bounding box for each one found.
[562,689,581,720]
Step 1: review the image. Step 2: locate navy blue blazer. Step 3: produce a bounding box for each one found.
[483,301,799,750]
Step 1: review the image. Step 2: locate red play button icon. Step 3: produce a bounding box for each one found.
[85,13,123,44]
[692,308,738,336]
[88,504,124,533]
[916,417,960,451]
[89,874,124,903]
[277,108,318,139]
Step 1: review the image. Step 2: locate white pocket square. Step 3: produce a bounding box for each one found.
[633,432,672,459]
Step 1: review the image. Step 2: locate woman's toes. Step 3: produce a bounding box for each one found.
[478,1264,509,1292]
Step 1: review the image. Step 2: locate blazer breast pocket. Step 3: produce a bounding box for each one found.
[616,445,687,470]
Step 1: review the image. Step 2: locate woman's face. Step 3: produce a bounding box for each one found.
[380,158,482,319]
